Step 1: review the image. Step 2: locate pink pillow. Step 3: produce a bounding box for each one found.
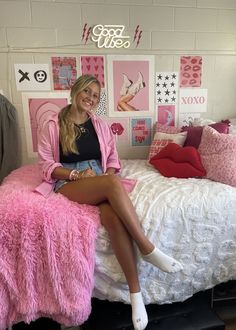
[198,126,236,187]
[147,123,186,162]
[148,131,187,161]
[150,143,206,178]
[181,122,230,148]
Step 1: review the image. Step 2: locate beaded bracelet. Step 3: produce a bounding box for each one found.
[69,169,81,181]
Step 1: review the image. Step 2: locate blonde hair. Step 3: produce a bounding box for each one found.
[59,75,101,155]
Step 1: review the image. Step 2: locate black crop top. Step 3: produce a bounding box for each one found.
[59,118,101,163]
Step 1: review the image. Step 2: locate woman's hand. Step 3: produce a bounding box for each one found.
[103,167,116,176]
[79,168,96,178]
[69,168,96,181]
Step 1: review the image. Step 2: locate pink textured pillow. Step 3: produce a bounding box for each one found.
[148,131,187,161]
[198,126,236,187]
[147,123,184,162]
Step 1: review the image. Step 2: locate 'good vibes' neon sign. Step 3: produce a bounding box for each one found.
[91,24,131,49]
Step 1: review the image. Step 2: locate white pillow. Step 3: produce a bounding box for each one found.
[192,118,216,126]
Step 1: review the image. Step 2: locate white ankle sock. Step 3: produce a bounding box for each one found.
[143,247,183,273]
[130,292,148,330]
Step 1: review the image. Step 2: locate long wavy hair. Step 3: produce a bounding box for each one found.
[58,75,101,155]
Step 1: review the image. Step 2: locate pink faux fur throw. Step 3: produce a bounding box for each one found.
[0,164,100,329]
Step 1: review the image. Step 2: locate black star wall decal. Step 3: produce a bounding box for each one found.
[156,72,179,104]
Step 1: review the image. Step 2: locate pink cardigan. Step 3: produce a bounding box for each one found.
[35,111,135,197]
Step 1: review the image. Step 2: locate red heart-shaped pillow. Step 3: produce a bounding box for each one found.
[149,143,206,178]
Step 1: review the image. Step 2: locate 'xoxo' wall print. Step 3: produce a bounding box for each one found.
[179,89,208,113]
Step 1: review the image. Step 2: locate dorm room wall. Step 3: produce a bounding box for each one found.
[0,0,236,166]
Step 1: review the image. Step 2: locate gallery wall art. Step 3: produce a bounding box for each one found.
[22,92,70,157]
[107,55,154,117]
[51,57,77,90]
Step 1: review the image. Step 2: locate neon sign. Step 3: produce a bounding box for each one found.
[91,24,131,49]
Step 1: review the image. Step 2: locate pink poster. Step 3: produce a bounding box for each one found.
[107,55,154,117]
[29,98,68,152]
[51,57,77,90]
[81,56,105,88]
[180,56,202,87]
[22,93,70,156]
[113,62,148,112]
[157,105,176,126]
[131,118,152,146]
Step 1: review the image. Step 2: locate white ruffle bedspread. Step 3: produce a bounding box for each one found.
[93,159,236,305]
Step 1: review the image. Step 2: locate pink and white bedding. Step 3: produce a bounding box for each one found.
[0,159,236,328]
[94,159,236,304]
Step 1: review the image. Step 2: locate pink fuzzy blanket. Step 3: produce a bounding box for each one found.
[0,164,100,329]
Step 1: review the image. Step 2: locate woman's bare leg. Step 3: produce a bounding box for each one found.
[59,175,153,254]
[58,175,183,272]
[99,202,148,330]
[117,103,136,111]
[99,202,140,292]
[118,94,137,111]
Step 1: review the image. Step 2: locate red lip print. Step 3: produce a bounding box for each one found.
[184,65,191,71]
[183,72,191,78]
[191,58,197,64]
[193,65,201,71]
[111,123,124,135]
[190,79,197,85]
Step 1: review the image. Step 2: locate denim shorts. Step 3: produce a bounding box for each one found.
[54,159,103,192]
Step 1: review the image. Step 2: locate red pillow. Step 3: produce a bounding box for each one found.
[149,143,206,178]
[181,122,230,148]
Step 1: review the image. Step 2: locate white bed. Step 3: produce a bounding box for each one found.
[93,159,236,305]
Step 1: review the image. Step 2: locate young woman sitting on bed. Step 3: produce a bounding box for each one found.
[36,74,183,330]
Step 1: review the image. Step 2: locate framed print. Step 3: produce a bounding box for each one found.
[51,57,77,90]
[81,55,105,88]
[131,117,152,146]
[107,55,154,117]
[179,88,207,113]
[155,72,179,104]
[180,56,202,87]
[157,105,176,126]
[15,64,51,91]
[22,92,70,157]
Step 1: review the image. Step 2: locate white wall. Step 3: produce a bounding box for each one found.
[0,0,236,164]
